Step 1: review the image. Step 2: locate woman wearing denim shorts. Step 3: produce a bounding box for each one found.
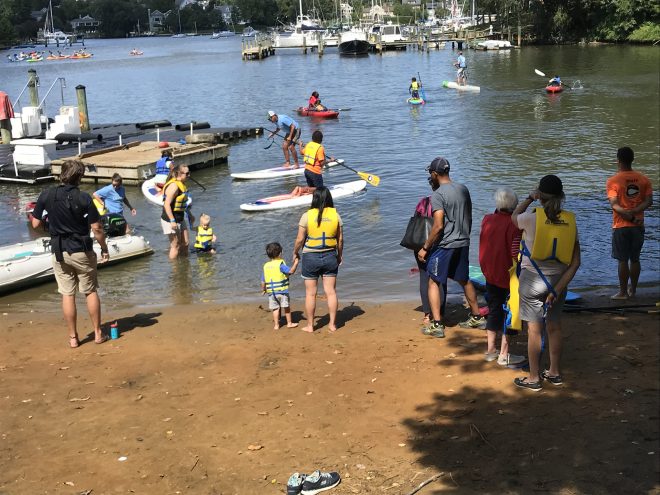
[292,187,343,333]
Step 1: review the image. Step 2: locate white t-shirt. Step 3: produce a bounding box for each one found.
[517,209,576,276]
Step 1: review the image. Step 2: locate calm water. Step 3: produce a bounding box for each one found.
[1,38,658,312]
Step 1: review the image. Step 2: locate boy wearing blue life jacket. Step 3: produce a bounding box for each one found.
[261,242,299,330]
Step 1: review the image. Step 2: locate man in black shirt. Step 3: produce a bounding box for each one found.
[31,159,110,348]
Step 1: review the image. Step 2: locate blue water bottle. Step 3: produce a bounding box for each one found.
[110,321,119,340]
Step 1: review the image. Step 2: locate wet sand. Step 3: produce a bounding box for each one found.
[0,294,658,494]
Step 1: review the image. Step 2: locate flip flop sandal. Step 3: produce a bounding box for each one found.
[69,336,80,348]
[94,334,109,344]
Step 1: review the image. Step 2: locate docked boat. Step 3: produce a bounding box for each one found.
[368,23,407,43]
[211,31,236,38]
[338,28,370,56]
[476,39,512,50]
[295,107,339,118]
[0,235,154,295]
[242,26,260,38]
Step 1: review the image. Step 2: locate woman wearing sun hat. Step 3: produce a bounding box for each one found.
[511,174,581,392]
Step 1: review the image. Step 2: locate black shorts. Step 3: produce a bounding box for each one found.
[485,283,509,332]
[284,127,301,144]
[612,227,645,262]
[304,169,324,188]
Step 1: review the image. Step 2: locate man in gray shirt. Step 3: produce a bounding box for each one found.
[417,157,484,337]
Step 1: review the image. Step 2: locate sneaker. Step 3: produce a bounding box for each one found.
[541,370,563,386]
[287,473,307,495]
[610,292,628,301]
[484,351,499,362]
[514,377,542,392]
[497,353,527,366]
[458,314,486,329]
[300,470,341,495]
[421,321,445,338]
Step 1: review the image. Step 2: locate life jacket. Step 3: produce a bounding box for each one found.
[305,207,338,250]
[308,96,318,108]
[303,141,324,175]
[263,259,289,294]
[528,208,576,265]
[194,225,214,249]
[411,81,419,90]
[162,179,188,212]
[505,259,522,331]
[155,157,171,176]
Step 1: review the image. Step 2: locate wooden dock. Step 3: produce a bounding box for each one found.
[241,34,275,60]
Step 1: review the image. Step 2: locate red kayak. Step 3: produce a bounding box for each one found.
[296,107,339,119]
[545,85,563,94]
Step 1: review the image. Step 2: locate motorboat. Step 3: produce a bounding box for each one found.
[211,31,236,38]
[368,22,407,43]
[338,28,370,56]
[476,39,512,50]
[242,26,259,37]
[0,235,154,295]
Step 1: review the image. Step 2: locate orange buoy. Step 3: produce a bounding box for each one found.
[158,141,169,148]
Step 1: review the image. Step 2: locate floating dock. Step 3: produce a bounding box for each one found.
[241,35,275,60]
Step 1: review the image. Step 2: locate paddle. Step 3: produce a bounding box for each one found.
[417,72,427,101]
[335,161,380,186]
[188,176,206,191]
[536,69,571,89]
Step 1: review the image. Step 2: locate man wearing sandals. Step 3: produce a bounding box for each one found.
[31,159,110,348]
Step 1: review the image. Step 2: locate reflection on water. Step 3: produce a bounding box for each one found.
[0,39,658,312]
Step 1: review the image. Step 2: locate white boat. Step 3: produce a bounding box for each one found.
[368,23,407,43]
[141,178,193,207]
[242,26,259,38]
[0,235,154,295]
[476,39,512,50]
[39,1,73,45]
[231,159,344,180]
[338,28,370,56]
[240,180,367,212]
[211,31,236,39]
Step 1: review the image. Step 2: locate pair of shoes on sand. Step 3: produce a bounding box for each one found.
[514,370,563,392]
[69,332,108,348]
[287,470,341,495]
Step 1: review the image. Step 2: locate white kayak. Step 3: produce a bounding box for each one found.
[442,80,481,93]
[231,159,344,180]
[0,235,154,296]
[240,180,367,212]
[141,178,193,207]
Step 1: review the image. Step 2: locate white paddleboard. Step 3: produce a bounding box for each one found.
[141,178,193,207]
[442,80,481,93]
[240,180,367,212]
[231,159,344,180]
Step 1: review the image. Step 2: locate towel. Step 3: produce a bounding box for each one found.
[0,92,15,120]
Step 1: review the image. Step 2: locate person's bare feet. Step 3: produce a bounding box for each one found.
[287,322,299,328]
[69,335,79,348]
[301,325,314,333]
[328,325,337,333]
[282,162,291,168]
[274,324,280,330]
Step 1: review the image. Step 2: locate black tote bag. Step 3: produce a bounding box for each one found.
[400,215,433,251]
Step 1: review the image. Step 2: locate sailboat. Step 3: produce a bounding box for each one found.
[39,0,72,45]
[172,9,186,38]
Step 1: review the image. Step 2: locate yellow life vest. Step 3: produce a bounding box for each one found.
[411,81,419,90]
[303,141,324,175]
[305,207,338,250]
[530,208,576,265]
[263,259,289,294]
[506,259,521,331]
[162,179,188,212]
[194,226,214,249]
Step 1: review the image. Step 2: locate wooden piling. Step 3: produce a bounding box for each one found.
[76,85,90,132]
[318,33,324,57]
[27,69,39,107]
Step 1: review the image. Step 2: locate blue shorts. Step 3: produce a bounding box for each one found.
[301,251,338,280]
[304,169,324,188]
[426,246,470,284]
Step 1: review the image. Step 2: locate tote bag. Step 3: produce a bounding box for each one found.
[400,196,433,251]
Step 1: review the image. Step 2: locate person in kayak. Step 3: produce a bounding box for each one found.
[454,51,467,85]
[291,130,335,197]
[267,111,301,168]
[409,77,421,99]
[308,91,327,111]
[548,75,563,87]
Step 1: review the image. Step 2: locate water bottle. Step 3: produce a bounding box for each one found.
[110,321,119,340]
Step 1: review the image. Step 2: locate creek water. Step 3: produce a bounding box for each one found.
[1,37,658,312]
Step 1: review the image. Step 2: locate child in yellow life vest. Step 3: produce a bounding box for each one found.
[261,242,299,330]
[409,77,421,99]
[193,213,217,254]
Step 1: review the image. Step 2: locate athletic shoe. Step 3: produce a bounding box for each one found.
[514,377,542,392]
[497,353,527,366]
[541,370,563,386]
[458,314,486,329]
[610,292,628,301]
[421,321,445,338]
[484,351,499,362]
[301,470,341,495]
[287,473,307,495]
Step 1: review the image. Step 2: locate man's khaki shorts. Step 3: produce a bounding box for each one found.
[161,218,188,235]
[52,252,99,296]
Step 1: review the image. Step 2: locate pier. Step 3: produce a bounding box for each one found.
[241,34,275,60]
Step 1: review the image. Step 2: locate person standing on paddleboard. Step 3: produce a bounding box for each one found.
[454,51,467,86]
[267,111,301,169]
[409,77,421,99]
[291,130,335,197]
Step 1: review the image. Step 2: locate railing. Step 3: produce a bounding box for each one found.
[38,77,66,110]
[12,79,33,109]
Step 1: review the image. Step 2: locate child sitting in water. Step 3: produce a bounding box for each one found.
[193,213,217,254]
[261,242,299,330]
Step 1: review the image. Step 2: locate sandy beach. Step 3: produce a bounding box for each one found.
[1,293,658,495]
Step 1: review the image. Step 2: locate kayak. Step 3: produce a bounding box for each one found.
[231,159,344,180]
[545,85,563,94]
[240,179,366,212]
[442,81,481,93]
[407,97,425,105]
[141,178,193,208]
[296,107,339,119]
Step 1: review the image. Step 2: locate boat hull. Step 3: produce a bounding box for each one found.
[295,107,339,118]
[545,85,563,93]
[339,39,370,56]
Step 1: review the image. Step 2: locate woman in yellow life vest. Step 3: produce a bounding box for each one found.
[292,187,344,333]
[291,130,335,197]
[511,174,581,392]
[193,213,217,254]
[161,165,194,260]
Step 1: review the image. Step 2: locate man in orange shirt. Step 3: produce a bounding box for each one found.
[606,147,653,300]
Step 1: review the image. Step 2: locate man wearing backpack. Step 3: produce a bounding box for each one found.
[31,159,110,348]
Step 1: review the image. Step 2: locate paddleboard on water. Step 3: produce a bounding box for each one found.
[407,97,425,105]
[468,265,581,303]
[231,159,344,181]
[141,178,193,208]
[442,81,481,93]
[240,179,367,212]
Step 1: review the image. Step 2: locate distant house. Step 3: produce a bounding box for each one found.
[70,15,101,33]
[340,2,353,20]
[148,10,166,32]
[214,4,233,25]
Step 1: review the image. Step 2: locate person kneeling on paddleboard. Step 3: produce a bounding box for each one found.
[409,77,421,99]
[291,130,335,197]
[267,111,301,169]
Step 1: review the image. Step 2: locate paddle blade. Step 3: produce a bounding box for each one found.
[358,171,380,186]
[534,69,546,77]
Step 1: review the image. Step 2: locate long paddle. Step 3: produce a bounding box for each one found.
[535,69,571,90]
[335,161,380,186]
[417,72,427,101]
[188,176,206,191]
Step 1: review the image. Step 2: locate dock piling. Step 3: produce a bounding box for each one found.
[75,84,90,132]
[28,69,40,108]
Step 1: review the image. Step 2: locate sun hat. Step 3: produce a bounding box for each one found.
[538,174,563,196]
[426,157,450,174]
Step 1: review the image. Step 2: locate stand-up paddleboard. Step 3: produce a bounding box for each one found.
[407,97,425,105]
[231,159,344,181]
[141,178,193,207]
[442,81,481,93]
[469,265,581,303]
[240,180,367,212]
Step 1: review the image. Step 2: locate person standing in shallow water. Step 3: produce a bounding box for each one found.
[606,146,653,300]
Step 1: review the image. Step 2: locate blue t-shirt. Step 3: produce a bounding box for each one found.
[278,114,299,132]
[95,184,125,215]
[457,55,466,68]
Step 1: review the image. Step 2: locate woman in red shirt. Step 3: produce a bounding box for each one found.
[308,91,327,111]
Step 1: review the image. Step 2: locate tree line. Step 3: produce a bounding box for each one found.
[0,0,658,45]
